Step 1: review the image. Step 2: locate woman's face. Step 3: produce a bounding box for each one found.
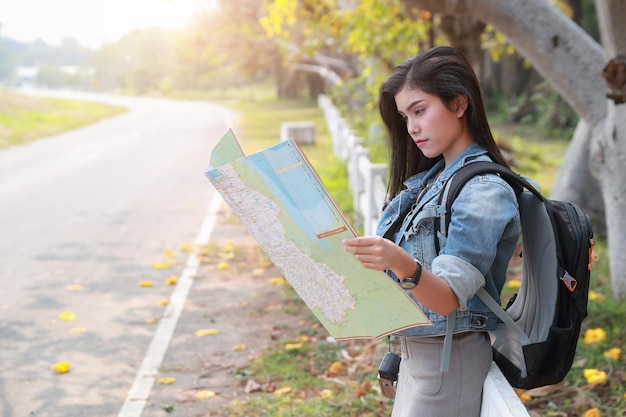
[395,87,473,165]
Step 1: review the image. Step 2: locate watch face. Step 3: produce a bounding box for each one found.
[399,279,417,290]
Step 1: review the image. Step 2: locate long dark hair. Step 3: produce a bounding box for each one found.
[379,46,508,198]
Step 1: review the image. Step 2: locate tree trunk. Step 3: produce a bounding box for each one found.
[551,120,606,234]
[402,0,626,298]
[439,15,486,75]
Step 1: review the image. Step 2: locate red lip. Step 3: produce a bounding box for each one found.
[414,139,427,147]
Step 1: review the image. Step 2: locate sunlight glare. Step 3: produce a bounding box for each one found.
[0,0,215,48]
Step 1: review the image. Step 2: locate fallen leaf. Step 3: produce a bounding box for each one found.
[163,249,176,258]
[51,361,71,374]
[138,280,153,287]
[245,379,262,393]
[158,299,169,306]
[71,327,87,334]
[270,277,286,285]
[241,300,249,307]
[232,344,247,351]
[217,261,229,270]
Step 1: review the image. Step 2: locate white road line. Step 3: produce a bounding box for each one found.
[117,192,223,417]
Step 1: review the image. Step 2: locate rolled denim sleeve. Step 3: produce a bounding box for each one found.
[432,255,484,310]
[433,174,519,308]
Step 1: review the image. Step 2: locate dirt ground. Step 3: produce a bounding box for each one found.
[140,204,310,417]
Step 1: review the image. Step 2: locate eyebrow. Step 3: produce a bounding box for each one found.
[399,99,425,113]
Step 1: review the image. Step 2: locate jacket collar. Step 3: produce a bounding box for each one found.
[404,143,489,190]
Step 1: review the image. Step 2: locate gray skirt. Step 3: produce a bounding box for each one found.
[391,331,492,417]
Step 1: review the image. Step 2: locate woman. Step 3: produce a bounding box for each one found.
[343,46,520,416]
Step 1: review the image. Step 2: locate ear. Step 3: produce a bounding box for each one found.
[453,95,468,117]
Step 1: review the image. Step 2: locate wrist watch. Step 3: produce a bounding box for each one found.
[399,259,422,290]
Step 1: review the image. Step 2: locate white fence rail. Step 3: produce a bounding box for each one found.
[318,94,387,236]
[316,94,530,417]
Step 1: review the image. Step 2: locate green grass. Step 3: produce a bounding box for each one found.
[0,89,127,148]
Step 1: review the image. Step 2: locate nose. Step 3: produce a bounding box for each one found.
[407,119,419,135]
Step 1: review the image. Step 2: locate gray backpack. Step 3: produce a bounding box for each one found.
[436,161,594,389]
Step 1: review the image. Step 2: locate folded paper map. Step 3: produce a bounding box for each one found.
[204,129,429,340]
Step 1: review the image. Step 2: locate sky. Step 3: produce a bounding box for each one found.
[0,0,214,48]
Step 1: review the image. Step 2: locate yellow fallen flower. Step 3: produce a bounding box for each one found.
[241,300,249,307]
[51,361,71,374]
[158,299,169,306]
[58,311,77,321]
[505,279,521,289]
[65,284,83,291]
[157,377,176,385]
[222,240,235,253]
[195,329,219,337]
[273,386,292,396]
[583,369,607,385]
[195,390,217,399]
[217,261,229,270]
[152,261,175,270]
[163,249,176,259]
[326,361,345,376]
[270,277,286,285]
[584,407,601,417]
[138,280,153,287]
[318,389,334,399]
[165,276,178,286]
[284,343,303,350]
[588,291,605,301]
[583,328,607,345]
[71,327,87,334]
[180,243,195,253]
[232,344,247,351]
[604,347,622,360]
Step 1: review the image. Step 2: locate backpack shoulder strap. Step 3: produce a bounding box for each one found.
[435,161,543,254]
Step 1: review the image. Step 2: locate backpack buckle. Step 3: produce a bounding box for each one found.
[560,271,578,292]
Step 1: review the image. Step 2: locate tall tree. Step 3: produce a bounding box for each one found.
[400,0,626,299]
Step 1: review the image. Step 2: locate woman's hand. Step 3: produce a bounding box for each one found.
[342,236,414,277]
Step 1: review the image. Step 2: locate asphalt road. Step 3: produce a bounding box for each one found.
[0,90,237,417]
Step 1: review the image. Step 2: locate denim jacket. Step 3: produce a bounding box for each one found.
[377,143,520,337]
